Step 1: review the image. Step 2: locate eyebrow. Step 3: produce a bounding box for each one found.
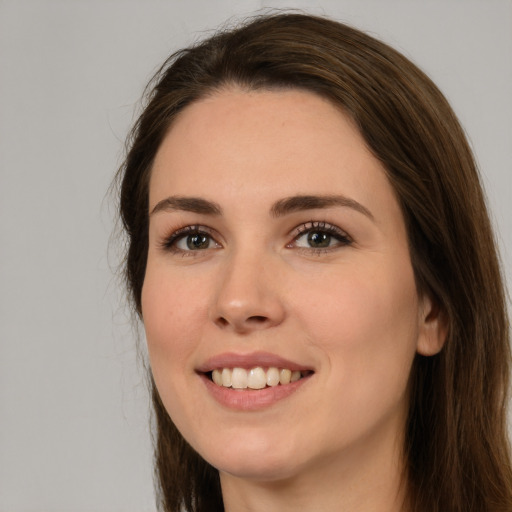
[150,194,373,221]
[150,196,222,216]
[270,195,374,220]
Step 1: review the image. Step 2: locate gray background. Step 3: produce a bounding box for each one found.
[1,1,510,511]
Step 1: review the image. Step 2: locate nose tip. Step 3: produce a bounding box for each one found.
[211,257,285,333]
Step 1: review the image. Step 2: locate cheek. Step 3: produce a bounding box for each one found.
[296,267,419,444]
[141,268,212,437]
[141,266,206,380]
[295,263,419,395]
[298,264,418,342]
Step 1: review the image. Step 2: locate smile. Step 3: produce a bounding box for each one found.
[210,367,312,390]
[197,352,315,410]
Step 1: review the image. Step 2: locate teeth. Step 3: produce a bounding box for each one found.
[247,367,267,389]
[212,369,223,386]
[210,367,308,389]
[221,368,232,387]
[266,367,280,387]
[231,368,247,389]
[279,368,291,384]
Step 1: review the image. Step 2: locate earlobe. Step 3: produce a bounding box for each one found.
[416,294,448,356]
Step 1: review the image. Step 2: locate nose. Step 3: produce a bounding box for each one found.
[211,249,286,334]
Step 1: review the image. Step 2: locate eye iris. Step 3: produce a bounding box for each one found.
[186,233,209,250]
[307,231,331,248]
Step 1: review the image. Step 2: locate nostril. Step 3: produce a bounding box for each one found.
[216,317,229,327]
[247,315,268,323]
[215,314,269,330]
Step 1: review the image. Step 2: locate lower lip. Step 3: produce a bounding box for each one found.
[200,374,312,411]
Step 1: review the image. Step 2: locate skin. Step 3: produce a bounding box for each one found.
[142,88,446,512]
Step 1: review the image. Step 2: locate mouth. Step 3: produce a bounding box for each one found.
[197,354,314,410]
[207,367,314,390]
[196,352,315,406]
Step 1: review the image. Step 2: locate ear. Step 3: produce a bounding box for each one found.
[416,293,448,356]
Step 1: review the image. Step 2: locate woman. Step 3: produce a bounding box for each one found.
[116,13,512,512]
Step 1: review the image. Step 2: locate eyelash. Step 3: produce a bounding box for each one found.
[289,221,352,253]
[160,221,352,256]
[160,225,218,255]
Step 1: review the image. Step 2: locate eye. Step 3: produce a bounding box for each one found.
[176,232,213,250]
[291,221,352,251]
[162,226,221,254]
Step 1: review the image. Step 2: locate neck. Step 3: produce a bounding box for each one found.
[220,423,409,512]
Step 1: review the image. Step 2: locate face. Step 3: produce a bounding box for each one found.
[142,88,444,483]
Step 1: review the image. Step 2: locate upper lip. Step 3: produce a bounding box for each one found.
[196,351,314,373]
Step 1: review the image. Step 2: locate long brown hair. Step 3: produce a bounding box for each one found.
[117,13,512,512]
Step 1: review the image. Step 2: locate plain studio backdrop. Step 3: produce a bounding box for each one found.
[0,1,510,511]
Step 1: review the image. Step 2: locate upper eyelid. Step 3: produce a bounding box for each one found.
[170,224,217,236]
[292,221,351,238]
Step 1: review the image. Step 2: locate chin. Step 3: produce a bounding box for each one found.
[214,454,302,483]
[196,430,306,482]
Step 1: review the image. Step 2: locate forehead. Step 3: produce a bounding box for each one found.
[149,87,396,218]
